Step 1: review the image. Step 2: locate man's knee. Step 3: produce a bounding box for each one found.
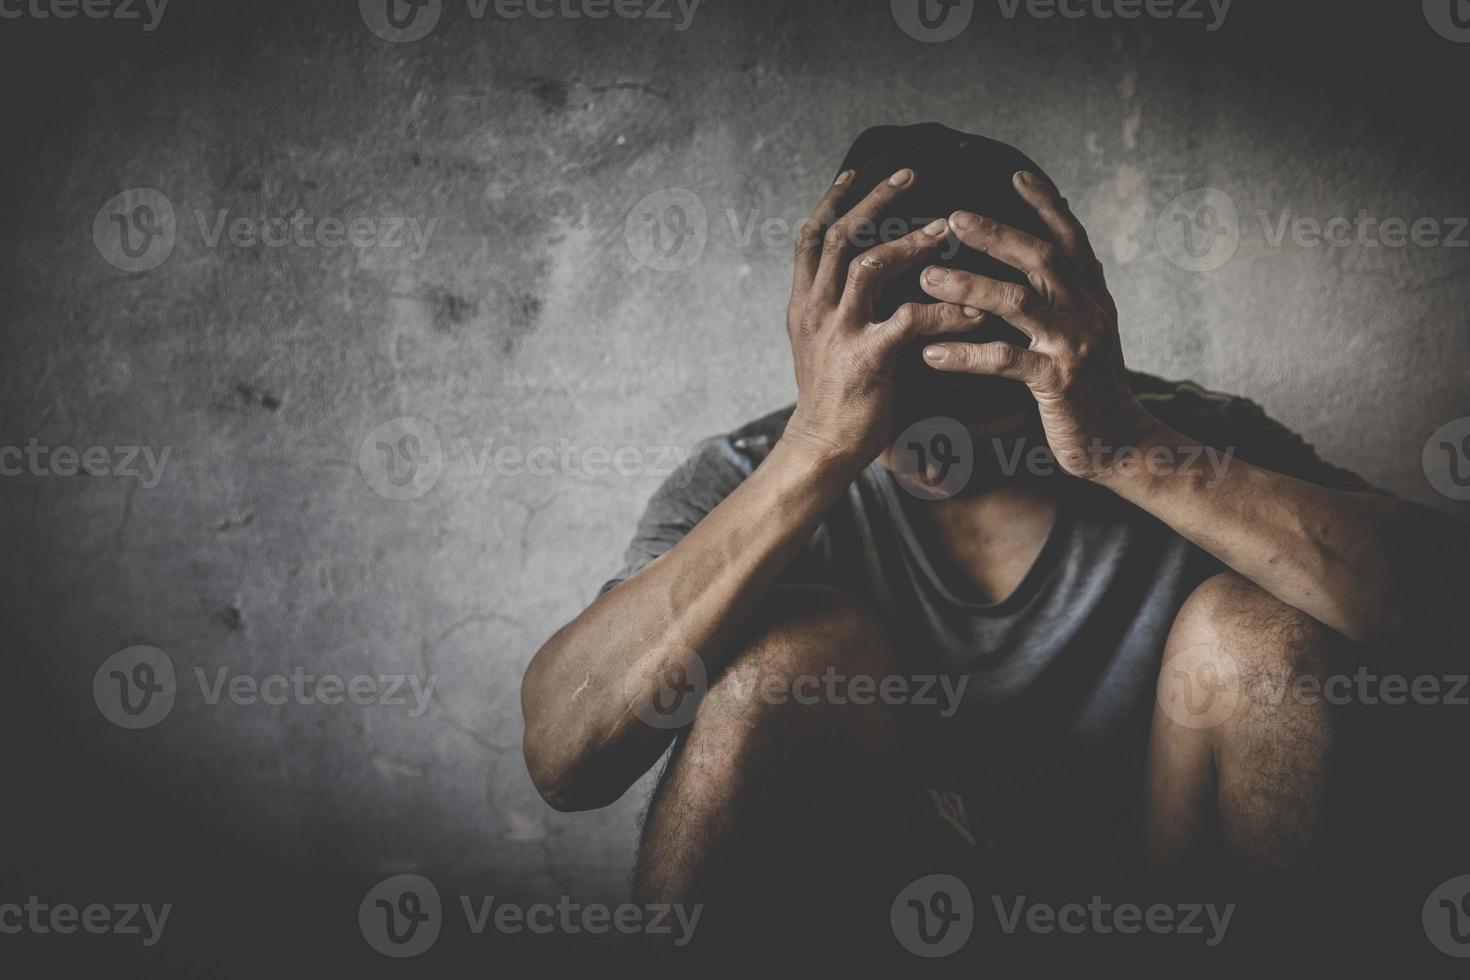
[648,586,907,843]
[1160,571,1338,734]
[704,585,896,708]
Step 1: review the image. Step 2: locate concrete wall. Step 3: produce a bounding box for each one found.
[1,0,1466,965]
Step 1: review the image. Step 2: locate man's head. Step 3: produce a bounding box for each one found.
[831,122,1055,429]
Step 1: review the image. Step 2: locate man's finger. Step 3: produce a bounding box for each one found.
[811,168,917,308]
[917,267,1052,340]
[920,340,1052,384]
[869,302,986,359]
[792,169,856,300]
[945,210,1079,308]
[838,219,952,320]
[1011,170,1101,276]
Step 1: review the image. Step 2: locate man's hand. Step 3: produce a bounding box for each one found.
[782,167,983,470]
[916,170,1159,480]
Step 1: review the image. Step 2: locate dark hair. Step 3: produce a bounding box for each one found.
[833,122,1057,322]
[831,123,1057,425]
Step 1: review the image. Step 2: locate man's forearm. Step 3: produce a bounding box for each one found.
[1097,425,1468,652]
[521,436,859,810]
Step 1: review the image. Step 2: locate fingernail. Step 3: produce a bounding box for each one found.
[1016,170,1039,186]
[835,170,855,185]
[924,346,949,363]
[962,306,982,318]
[922,219,947,237]
[923,267,948,286]
[888,168,914,187]
[949,210,977,230]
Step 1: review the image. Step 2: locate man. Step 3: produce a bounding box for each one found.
[520,123,1466,955]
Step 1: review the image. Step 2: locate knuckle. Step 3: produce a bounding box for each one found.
[822,223,849,252]
[1034,241,1060,269]
[1002,282,1031,315]
[795,219,822,251]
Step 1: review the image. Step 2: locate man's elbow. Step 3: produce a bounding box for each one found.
[521,660,627,813]
[523,737,586,813]
[522,729,630,813]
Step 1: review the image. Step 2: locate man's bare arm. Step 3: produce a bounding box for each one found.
[521,439,853,811]
[919,170,1469,654]
[1094,435,1467,652]
[520,168,983,811]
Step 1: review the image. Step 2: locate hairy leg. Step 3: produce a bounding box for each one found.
[1137,571,1337,886]
[631,585,920,953]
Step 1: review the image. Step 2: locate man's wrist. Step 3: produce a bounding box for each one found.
[769,430,870,487]
[1088,420,1189,494]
